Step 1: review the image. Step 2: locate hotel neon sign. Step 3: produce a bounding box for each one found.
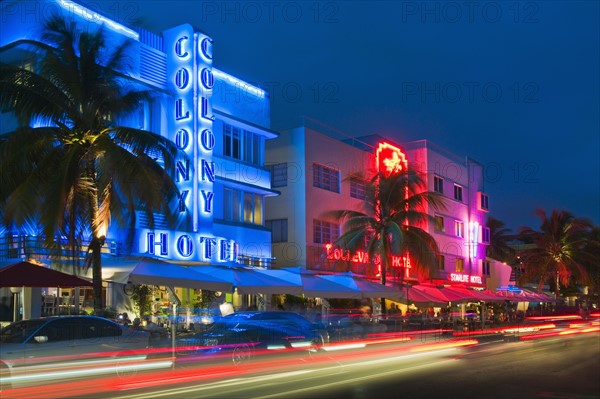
[141,25,240,263]
[164,24,215,232]
[145,230,238,263]
[449,273,483,285]
[325,244,411,278]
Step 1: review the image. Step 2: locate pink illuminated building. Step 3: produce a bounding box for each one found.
[265,119,511,290]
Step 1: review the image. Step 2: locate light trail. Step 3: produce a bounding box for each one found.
[109,346,464,399]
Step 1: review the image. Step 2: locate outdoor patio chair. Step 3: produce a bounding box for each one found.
[43,295,57,316]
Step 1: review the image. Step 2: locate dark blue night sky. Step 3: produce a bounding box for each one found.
[101,0,599,232]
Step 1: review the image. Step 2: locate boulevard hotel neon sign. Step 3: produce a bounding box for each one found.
[325,244,411,270]
[140,25,238,262]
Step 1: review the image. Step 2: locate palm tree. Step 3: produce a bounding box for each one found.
[583,227,600,296]
[324,167,446,313]
[517,209,597,299]
[0,16,182,312]
[485,216,516,263]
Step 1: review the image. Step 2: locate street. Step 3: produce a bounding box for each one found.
[3,321,598,399]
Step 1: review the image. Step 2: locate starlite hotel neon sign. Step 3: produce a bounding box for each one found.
[140,25,238,263]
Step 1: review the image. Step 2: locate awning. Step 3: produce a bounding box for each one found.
[412,284,474,303]
[396,285,448,307]
[471,289,506,302]
[195,265,303,295]
[280,267,363,299]
[0,260,93,288]
[440,285,485,302]
[495,288,558,303]
[318,272,403,299]
[126,259,232,292]
[520,288,559,302]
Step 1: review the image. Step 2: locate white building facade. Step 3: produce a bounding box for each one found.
[265,120,511,290]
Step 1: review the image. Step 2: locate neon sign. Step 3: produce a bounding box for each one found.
[376,142,407,176]
[164,25,215,232]
[325,244,411,268]
[449,273,483,284]
[468,221,479,259]
[497,285,522,293]
[144,230,238,263]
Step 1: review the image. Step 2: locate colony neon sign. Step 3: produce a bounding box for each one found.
[164,24,215,231]
[144,230,238,263]
[141,25,240,263]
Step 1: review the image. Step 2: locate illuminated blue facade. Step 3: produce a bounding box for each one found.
[0,0,277,267]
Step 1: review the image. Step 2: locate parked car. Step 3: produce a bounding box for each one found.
[325,310,387,341]
[238,311,329,343]
[0,315,152,391]
[176,311,329,365]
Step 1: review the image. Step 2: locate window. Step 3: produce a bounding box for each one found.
[244,131,253,163]
[434,215,445,232]
[454,185,463,202]
[480,193,489,211]
[483,261,491,276]
[81,318,122,339]
[268,163,288,188]
[223,124,241,159]
[434,176,444,194]
[223,123,263,165]
[223,188,263,225]
[313,163,340,193]
[244,192,262,225]
[482,227,490,244]
[455,220,464,238]
[350,177,368,200]
[244,192,253,223]
[455,257,464,272]
[253,195,263,225]
[266,219,288,243]
[438,255,445,270]
[313,219,339,244]
[37,319,76,342]
[223,188,240,221]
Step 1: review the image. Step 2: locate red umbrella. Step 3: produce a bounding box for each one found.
[0,261,93,287]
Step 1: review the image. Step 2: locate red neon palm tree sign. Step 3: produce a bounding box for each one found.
[375,142,411,281]
[376,142,407,176]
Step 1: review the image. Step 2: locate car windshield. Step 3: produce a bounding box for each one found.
[0,319,47,344]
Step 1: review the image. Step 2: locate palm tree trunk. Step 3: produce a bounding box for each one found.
[90,236,104,313]
[380,238,388,315]
[87,174,105,314]
[555,271,560,300]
